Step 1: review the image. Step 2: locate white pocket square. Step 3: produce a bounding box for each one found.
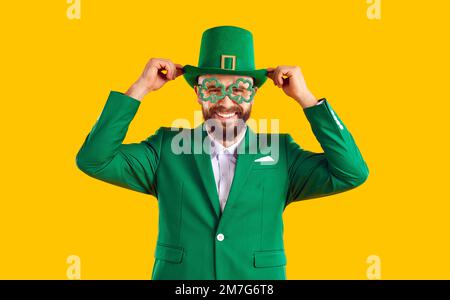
[254,156,274,162]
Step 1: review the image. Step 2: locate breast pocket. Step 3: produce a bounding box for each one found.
[251,162,280,170]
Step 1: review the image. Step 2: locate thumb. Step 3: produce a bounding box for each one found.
[266,67,276,79]
[174,64,185,78]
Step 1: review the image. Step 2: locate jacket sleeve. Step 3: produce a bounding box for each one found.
[286,98,369,206]
[75,91,163,196]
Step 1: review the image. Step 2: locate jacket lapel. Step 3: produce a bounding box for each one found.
[191,123,266,221]
[192,123,221,219]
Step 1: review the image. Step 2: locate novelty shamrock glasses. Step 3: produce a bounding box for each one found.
[196,77,256,104]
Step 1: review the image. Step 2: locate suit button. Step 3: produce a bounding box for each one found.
[216,233,225,241]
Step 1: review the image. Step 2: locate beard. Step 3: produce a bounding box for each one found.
[202,103,251,143]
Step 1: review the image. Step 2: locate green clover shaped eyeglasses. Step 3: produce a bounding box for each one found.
[195,77,256,104]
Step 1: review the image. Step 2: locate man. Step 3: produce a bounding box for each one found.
[76,26,369,280]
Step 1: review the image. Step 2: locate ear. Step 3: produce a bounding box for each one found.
[194,86,203,105]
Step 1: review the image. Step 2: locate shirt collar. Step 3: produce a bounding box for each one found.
[207,125,247,157]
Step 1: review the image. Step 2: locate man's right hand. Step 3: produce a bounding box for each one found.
[125,58,184,101]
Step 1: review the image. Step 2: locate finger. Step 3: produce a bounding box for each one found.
[276,68,286,87]
[274,68,282,87]
[271,68,278,86]
[156,60,170,73]
[283,68,294,78]
[156,61,171,81]
[170,61,180,80]
[271,67,280,86]
[156,59,174,80]
[165,60,176,80]
[166,61,182,80]
[266,67,275,80]
[174,64,185,78]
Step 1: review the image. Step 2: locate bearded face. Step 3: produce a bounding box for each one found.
[196,74,257,143]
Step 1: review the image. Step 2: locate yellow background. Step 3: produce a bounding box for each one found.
[1,0,449,279]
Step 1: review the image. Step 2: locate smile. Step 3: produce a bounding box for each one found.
[215,112,238,120]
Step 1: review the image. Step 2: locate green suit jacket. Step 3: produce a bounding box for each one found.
[76,91,369,280]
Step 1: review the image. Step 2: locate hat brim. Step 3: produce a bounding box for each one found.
[182,65,268,89]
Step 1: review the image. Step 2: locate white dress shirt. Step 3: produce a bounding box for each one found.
[206,126,247,212]
[205,99,324,212]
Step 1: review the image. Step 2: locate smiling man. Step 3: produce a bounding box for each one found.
[76,25,369,280]
[197,74,254,147]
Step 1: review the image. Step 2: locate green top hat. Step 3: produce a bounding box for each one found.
[182,26,268,89]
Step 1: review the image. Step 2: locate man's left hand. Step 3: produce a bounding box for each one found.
[266,66,318,108]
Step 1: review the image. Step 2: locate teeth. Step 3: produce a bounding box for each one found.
[217,112,235,118]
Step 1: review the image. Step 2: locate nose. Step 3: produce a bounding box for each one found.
[217,95,236,107]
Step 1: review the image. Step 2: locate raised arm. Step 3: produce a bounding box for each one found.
[76,58,184,195]
[285,99,369,205]
[265,65,368,206]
